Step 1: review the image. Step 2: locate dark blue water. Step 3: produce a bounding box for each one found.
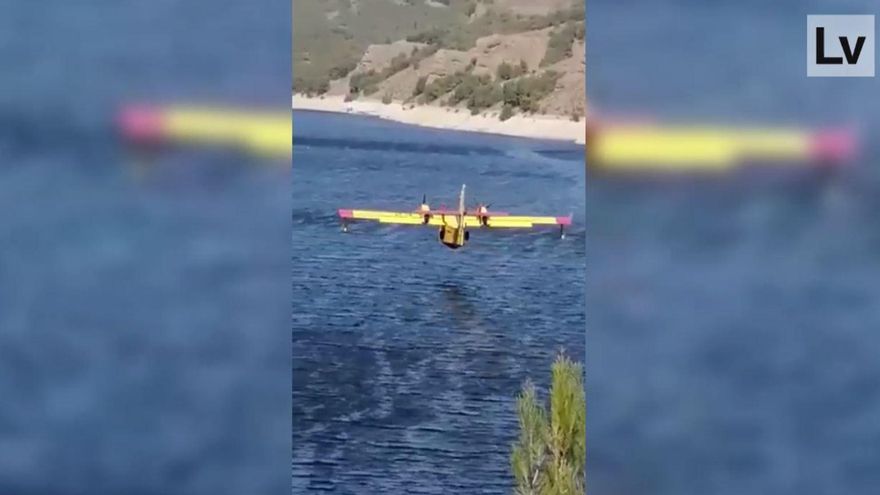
[292,110,586,493]
[0,2,290,494]
[588,1,880,494]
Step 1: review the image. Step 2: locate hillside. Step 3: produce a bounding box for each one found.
[293,0,585,121]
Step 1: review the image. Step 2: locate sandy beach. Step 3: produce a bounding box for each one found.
[292,94,586,145]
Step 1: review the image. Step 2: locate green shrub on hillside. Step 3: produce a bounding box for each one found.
[499,104,514,121]
[450,75,477,105]
[541,21,583,67]
[497,60,528,81]
[348,46,439,97]
[406,27,447,45]
[422,71,464,102]
[468,80,502,111]
[497,62,513,81]
[349,70,384,94]
[465,1,477,17]
[294,76,330,96]
[413,75,428,97]
[416,66,560,120]
[328,60,358,80]
[502,71,559,114]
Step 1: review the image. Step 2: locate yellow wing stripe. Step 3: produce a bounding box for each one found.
[340,210,568,229]
[488,216,564,227]
[346,210,462,227]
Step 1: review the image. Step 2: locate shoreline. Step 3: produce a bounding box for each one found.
[292,94,586,145]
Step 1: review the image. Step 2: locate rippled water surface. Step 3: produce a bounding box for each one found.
[292,111,586,493]
[588,2,880,494]
[0,2,289,493]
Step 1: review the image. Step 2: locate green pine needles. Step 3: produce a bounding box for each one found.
[511,352,586,495]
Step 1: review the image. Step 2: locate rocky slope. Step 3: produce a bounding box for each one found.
[294,0,585,121]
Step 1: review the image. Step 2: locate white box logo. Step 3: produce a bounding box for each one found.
[807,15,874,77]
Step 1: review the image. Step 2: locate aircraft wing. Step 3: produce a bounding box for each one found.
[339,209,423,224]
[477,214,572,228]
[338,209,465,227]
[338,210,571,229]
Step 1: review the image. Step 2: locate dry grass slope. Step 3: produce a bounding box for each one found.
[293,0,585,120]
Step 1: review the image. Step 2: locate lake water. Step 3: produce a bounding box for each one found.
[0,2,290,493]
[587,1,880,494]
[292,110,586,493]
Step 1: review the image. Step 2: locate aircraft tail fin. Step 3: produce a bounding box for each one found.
[458,184,466,216]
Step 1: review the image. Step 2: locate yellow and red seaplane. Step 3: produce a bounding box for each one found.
[337,184,572,249]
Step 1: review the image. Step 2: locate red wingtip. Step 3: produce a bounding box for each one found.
[117,104,167,143]
[557,216,572,226]
[338,209,354,219]
[809,128,858,164]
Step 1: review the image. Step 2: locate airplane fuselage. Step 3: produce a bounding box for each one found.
[437,184,470,249]
[439,224,469,249]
